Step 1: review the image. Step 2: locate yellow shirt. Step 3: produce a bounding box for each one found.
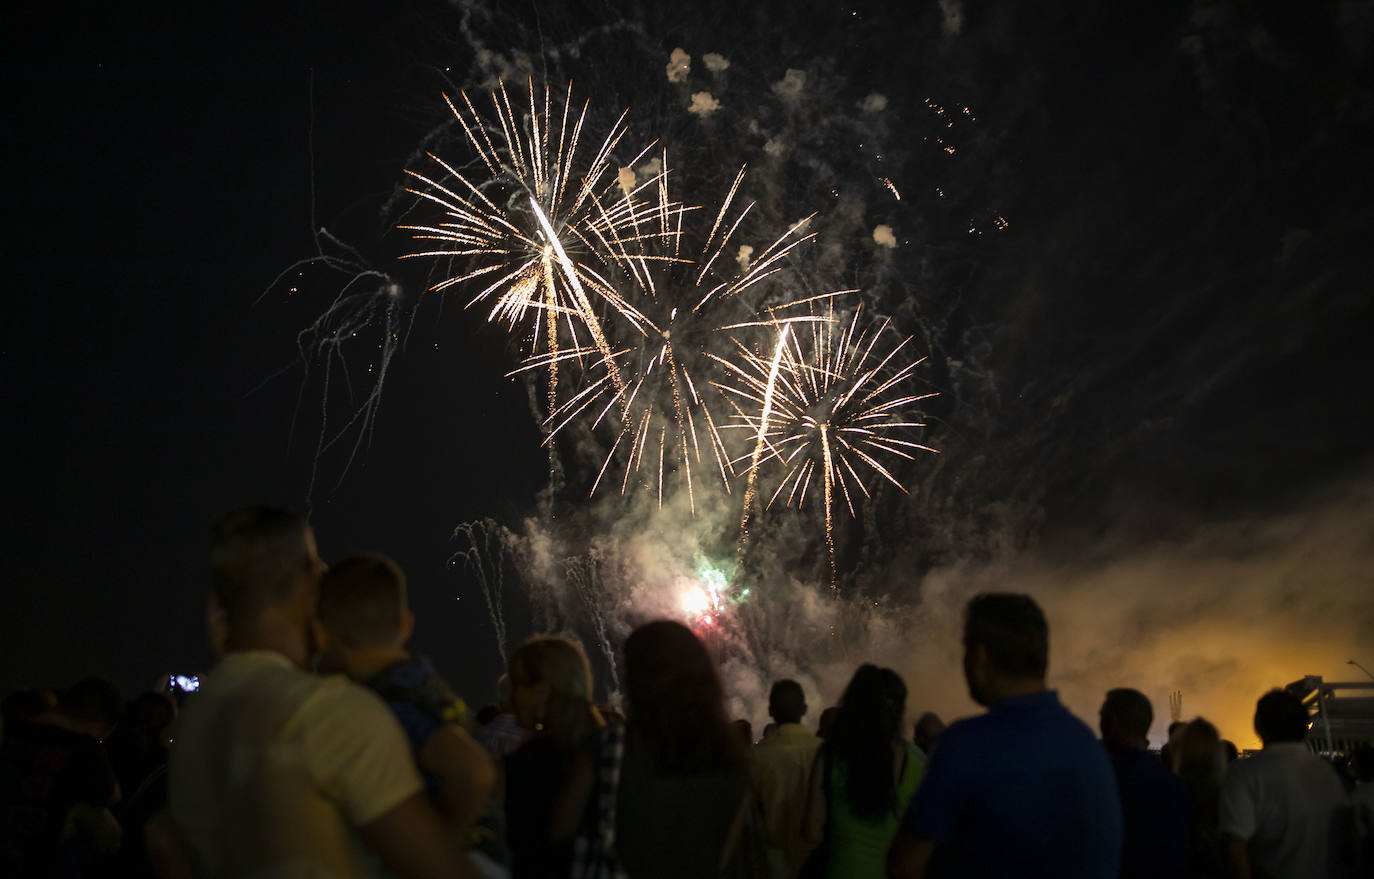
[750,723,822,877]
[169,650,423,879]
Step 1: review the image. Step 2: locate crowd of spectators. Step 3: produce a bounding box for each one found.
[2,504,1372,878]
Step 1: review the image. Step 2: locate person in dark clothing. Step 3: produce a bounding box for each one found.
[556,620,761,879]
[105,691,177,879]
[503,634,604,879]
[1099,688,1192,879]
[0,679,123,877]
[1174,718,1227,878]
[890,593,1123,879]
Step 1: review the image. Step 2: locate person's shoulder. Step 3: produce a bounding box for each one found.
[942,711,996,743]
[301,672,401,730]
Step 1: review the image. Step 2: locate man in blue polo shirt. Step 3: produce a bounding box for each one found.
[889,593,1123,879]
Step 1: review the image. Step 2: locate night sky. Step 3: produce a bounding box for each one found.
[6,1,1372,745]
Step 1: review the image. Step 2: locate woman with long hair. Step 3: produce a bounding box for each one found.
[802,664,924,878]
[556,620,762,878]
[503,634,604,878]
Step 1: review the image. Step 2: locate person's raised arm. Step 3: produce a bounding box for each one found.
[418,724,496,837]
[357,793,477,879]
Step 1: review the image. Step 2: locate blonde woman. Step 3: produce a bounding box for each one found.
[502,635,604,879]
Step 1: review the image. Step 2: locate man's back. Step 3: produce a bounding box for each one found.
[169,651,423,879]
[1220,742,1349,879]
[1109,746,1192,878]
[902,690,1122,878]
[750,722,820,875]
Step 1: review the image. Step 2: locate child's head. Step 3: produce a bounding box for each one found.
[315,552,413,659]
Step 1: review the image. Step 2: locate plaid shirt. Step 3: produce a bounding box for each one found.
[570,724,628,879]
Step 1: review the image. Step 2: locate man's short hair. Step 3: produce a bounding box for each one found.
[1103,688,1153,738]
[1254,689,1309,744]
[210,506,313,621]
[768,679,806,725]
[963,593,1049,679]
[316,553,408,649]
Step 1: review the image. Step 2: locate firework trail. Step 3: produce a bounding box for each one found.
[563,553,621,692]
[451,519,516,659]
[717,303,939,588]
[255,229,409,508]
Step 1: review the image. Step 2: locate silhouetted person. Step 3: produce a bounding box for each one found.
[315,552,497,866]
[1174,717,1227,878]
[1221,740,1239,763]
[889,593,1122,879]
[1099,688,1191,879]
[752,679,820,877]
[1161,720,1188,770]
[912,713,945,756]
[817,707,837,739]
[555,620,759,878]
[106,691,177,879]
[1220,688,1350,879]
[803,665,923,878]
[502,635,604,879]
[168,505,475,879]
[734,719,755,750]
[0,679,123,876]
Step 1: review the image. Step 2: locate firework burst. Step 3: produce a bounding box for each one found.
[717,304,939,588]
[398,80,678,424]
[518,161,818,514]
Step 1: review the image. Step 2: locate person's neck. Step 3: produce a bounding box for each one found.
[986,677,1047,707]
[223,612,310,669]
[339,645,410,682]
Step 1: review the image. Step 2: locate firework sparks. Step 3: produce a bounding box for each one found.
[717,304,939,589]
[399,80,679,425]
[515,162,818,514]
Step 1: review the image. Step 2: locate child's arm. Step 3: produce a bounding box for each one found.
[418,723,497,838]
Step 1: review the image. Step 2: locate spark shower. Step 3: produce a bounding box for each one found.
[401,80,938,592]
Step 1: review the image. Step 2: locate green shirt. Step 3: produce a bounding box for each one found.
[824,741,925,878]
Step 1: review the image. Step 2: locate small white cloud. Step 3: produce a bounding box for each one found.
[771,69,807,100]
[666,48,691,84]
[939,0,963,36]
[639,157,662,179]
[873,225,898,248]
[736,245,754,270]
[688,91,722,116]
[703,53,730,72]
[617,166,636,198]
[763,136,788,158]
[861,93,888,113]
